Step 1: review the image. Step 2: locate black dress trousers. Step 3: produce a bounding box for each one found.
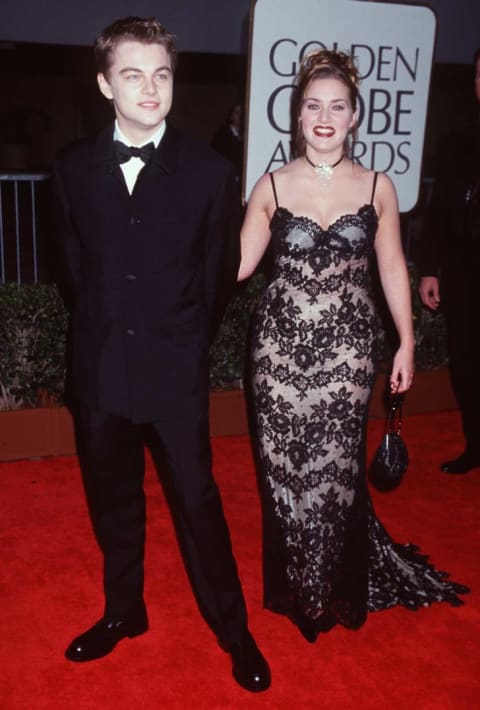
[75,402,248,646]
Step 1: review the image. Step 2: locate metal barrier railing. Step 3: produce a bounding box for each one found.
[0,172,51,284]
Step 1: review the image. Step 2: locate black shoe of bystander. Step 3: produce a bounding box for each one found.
[440,453,480,474]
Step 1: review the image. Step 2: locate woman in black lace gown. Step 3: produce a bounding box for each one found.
[239,50,467,642]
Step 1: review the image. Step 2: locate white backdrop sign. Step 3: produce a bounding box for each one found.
[245,0,436,212]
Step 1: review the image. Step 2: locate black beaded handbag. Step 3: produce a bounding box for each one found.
[369,389,409,492]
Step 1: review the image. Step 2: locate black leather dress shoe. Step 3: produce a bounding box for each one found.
[440,453,480,474]
[227,630,271,692]
[65,605,148,662]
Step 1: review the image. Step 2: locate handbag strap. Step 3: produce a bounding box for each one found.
[386,388,404,436]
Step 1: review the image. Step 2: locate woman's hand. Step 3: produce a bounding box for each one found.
[390,344,415,394]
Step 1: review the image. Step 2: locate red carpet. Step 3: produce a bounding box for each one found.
[1,410,479,709]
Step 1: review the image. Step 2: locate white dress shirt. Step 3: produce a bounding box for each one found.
[114,121,166,194]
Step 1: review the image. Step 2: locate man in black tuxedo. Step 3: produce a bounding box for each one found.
[53,17,270,692]
[419,48,480,475]
[212,103,244,186]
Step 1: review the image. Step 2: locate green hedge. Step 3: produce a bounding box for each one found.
[0,270,447,411]
[0,283,68,409]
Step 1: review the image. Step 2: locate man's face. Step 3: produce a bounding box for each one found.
[97,40,173,143]
[475,58,480,104]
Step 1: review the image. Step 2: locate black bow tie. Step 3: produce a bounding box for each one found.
[114,140,155,164]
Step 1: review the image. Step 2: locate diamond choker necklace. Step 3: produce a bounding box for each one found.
[305,153,344,180]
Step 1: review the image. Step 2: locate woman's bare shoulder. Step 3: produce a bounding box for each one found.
[248,161,301,209]
[246,171,278,218]
[374,171,398,204]
[248,171,273,201]
[268,159,303,191]
[350,165,397,206]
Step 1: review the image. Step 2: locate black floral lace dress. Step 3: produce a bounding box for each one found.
[251,173,467,642]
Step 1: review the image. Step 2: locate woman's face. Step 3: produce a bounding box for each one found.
[299,77,355,155]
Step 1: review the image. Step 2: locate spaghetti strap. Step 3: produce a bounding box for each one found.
[370,171,379,204]
[270,173,279,209]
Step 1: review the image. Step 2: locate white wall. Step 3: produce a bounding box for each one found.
[0,0,478,63]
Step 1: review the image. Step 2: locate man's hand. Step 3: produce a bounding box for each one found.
[419,276,440,311]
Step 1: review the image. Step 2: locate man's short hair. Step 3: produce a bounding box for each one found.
[94,16,177,76]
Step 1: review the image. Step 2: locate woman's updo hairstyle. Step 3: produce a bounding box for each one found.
[292,49,360,156]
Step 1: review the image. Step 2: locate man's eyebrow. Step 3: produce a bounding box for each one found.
[119,65,172,74]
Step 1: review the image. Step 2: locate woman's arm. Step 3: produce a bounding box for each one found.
[374,172,415,393]
[238,173,274,281]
